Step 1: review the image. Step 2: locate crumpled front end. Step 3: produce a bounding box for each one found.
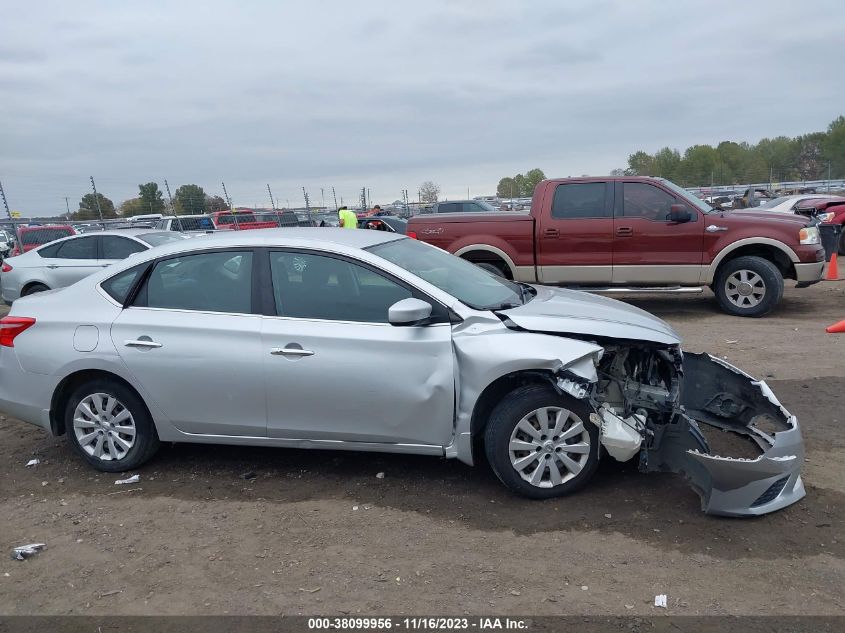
[660,353,806,517]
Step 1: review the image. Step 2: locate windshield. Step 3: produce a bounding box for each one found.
[476,200,498,212]
[657,179,713,213]
[368,238,525,310]
[759,196,791,209]
[138,232,192,247]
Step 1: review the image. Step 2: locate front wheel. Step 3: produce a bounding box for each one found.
[484,385,600,499]
[714,255,784,317]
[65,379,160,472]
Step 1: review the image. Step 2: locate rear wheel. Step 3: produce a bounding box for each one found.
[484,384,600,499]
[21,283,49,297]
[714,255,783,317]
[65,379,160,472]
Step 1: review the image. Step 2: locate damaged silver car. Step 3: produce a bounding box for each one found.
[0,230,804,516]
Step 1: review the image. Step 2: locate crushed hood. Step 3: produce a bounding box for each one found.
[498,285,681,345]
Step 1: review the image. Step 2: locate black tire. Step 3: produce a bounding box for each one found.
[65,379,160,472]
[21,283,49,297]
[714,255,784,318]
[484,384,600,500]
[474,261,507,277]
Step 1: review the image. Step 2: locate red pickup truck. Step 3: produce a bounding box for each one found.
[211,210,278,231]
[407,176,826,317]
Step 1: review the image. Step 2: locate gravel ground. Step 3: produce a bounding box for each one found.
[1,281,843,616]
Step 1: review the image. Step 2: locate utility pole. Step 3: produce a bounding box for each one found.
[302,187,313,224]
[321,187,325,209]
[332,187,338,211]
[0,180,12,220]
[222,181,238,229]
[361,187,367,213]
[829,162,832,192]
[64,197,71,218]
[89,176,105,226]
[164,179,183,232]
[267,184,276,210]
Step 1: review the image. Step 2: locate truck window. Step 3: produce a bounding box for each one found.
[551,183,607,219]
[438,203,460,213]
[623,183,677,221]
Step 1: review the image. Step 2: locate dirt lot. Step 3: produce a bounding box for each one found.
[1,282,843,616]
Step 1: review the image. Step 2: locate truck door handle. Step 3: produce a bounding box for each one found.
[616,226,634,236]
[124,339,162,349]
[543,228,560,238]
[271,347,315,357]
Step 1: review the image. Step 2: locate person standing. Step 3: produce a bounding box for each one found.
[338,206,358,229]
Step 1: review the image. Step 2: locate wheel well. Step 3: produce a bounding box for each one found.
[716,245,794,280]
[49,370,148,436]
[21,281,49,295]
[469,370,555,449]
[459,251,514,279]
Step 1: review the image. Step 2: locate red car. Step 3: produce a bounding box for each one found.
[9,225,76,257]
[211,210,278,231]
[795,197,845,255]
[407,176,825,317]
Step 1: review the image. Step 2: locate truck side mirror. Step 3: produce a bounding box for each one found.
[669,204,692,223]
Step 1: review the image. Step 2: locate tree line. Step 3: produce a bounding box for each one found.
[496,169,546,198]
[71,183,229,221]
[617,115,845,187]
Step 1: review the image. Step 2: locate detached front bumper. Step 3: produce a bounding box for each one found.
[646,353,806,517]
[794,260,824,285]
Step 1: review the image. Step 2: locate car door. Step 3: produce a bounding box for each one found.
[535,181,614,284]
[110,249,267,436]
[40,235,102,288]
[261,249,455,446]
[100,235,147,268]
[611,181,705,284]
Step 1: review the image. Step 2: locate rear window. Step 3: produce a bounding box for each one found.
[137,232,192,247]
[20,227,74,245]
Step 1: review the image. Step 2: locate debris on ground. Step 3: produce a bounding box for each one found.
[11,543,45,561]
[581,585,589,591]
[114,474,140,485]
[654,594,668,608]
[25,459,40,467]
[376,472,385,479]
[604,513,612,519]
[726,340,738,344]
[240,471,257,480]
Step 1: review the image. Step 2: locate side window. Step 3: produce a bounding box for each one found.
[101,263,147,304]
[138,250,253,313]
[102,236,146,259]
[551,183,608,219]
[54,236,98,259]
[438,203,459,213]
[461,203,483,212]
[37,242,62,258]
[270,251,412,323]
[623,183,680,221]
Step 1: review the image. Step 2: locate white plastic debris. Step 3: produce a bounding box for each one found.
[352,505,359,511]
[376,472,385,479]
[725,340,738,344]
[11,543,45,561]
[580,585,588,591]
[654,594,667,608]
[599,408,644,461]
[25,459,40,467]
[114,474,140,485]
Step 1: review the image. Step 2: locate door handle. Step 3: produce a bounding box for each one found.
[124,339,163,349]
[543,228,560,238]
[271,347,314,357]
[706,225,728,233]
[616,226,634,236]
[46,264,59,269]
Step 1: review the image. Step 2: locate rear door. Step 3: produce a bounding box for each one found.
[535,181,613,284]
[110,249,266,436]
[40,235,102,287]
[100,235,147,268]
[612,181,705,284]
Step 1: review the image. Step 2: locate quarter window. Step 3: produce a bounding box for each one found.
[102,263,147,304]
[270,251,412,322]
[138,251,253,313]
[623,183,681,221]
[551,183,608,219]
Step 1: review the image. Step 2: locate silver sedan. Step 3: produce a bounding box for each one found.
[1,229,189,304]
[0,229,805,516]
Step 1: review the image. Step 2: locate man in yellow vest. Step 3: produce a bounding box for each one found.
[338,206,358,229]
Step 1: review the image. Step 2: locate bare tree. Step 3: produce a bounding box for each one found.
[419,181,441,203]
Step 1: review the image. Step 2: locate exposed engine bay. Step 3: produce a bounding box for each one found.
[556,341,805,517]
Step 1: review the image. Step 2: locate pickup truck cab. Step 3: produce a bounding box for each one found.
[407,177,826,317]
[211,210,278,231]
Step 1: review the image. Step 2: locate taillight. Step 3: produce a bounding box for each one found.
[1,262,11,273]
[407,231,418,239]
[0,317,36,347]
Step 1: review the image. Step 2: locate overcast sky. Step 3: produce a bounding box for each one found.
[1,0,842,215]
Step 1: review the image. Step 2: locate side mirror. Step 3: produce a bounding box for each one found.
[669,204,692,223]
[388,298,432,326]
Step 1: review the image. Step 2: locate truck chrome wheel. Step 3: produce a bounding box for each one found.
[72,393,136,461]
[508,406,590,488]
[724,269,765,308]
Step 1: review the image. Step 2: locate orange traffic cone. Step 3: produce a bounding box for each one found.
[826,319,845,333]
[825,253,839,281]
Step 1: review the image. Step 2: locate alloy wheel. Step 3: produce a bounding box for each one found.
[724,269,766,308]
